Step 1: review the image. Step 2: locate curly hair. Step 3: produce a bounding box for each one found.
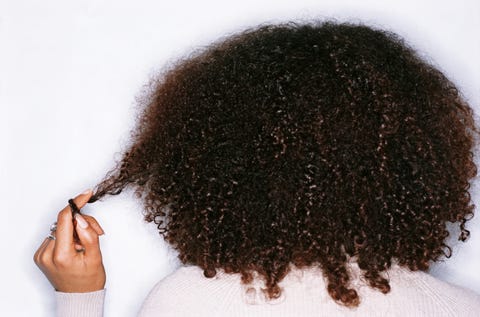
[86,20,479,307]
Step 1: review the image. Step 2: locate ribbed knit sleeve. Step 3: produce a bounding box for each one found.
[55,289,106,317]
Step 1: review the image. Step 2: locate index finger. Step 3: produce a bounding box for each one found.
[53,189,93,257]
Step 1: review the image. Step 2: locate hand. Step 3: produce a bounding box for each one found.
[33,189,106,293]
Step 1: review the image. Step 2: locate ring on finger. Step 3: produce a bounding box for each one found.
[50,221,58,232]
[46,221,58,240]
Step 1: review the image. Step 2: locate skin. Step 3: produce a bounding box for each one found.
[33,190,106,292]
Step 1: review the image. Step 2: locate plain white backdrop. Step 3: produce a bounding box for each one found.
[1,0,479,316]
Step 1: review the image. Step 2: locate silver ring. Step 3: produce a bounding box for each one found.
[47,233,56,240]
[50,222,58,232]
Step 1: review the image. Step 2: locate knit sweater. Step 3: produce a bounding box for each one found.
[55,263,480,316]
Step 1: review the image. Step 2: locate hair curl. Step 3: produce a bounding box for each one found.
[86,20,479,307]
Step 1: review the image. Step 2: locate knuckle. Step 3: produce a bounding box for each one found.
[58,209,70,222]
[60,204,74,216]
[33,248,44,264]
[39,252,51,265]
[52,253,70,266]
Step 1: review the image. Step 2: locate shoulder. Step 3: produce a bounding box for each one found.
[136,263,480,317]
[385,266,480,316]
[145,265,206,293]
[137,265,242,317]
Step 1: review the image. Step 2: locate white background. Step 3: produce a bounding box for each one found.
[1,0,479,316]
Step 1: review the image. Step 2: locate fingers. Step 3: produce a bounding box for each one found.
[54,189,94,257]
[74,213,102,259]
[74,215,103,251]
[71,189,94,210]
[34,237,53,265]
[33,189,107,293]
[34,235,56,274]
[42,236,56,265]
[82,214,105,236]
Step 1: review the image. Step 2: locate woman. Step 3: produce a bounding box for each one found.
[34,20,480,316]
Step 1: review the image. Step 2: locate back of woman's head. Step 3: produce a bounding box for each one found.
[87,20,479,307]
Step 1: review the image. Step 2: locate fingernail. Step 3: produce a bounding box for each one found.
[75,214,89,229]
[82,188,92,195]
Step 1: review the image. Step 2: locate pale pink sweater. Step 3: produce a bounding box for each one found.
[56,263,480,316]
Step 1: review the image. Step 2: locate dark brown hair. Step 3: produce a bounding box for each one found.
[87,20,479,307]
